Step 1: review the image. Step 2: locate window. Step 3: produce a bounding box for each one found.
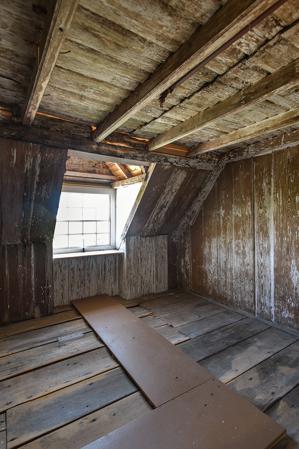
[53,186,115,253]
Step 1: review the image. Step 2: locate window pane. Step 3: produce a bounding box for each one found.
[83,193,98,208]
[84,234,96,247]
[84,221,96,234]
[68,208,82,220]
[97,234,110,245]
[83,207,96,220]
[69,222,82,234]
[96,195,110,220]
[55,221,68,235]
[68,192,83,207]
[97,221,110,233]
[53,235,68,249]
[69,234,83,248]
[57,207,68,221]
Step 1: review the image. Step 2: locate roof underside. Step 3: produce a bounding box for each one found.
[1,0,299,160]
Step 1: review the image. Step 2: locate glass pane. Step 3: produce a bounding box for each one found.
[97,221,110,233]
[84,221,96,234]
[67,208,82,220]
[83,193,98,208]
[84,234,96,247]
[96,195,110,220]
[69,234,83,248]
[53,235,68,249]
[55,221,68,235]
[69,221,82,234]
[97,234,110,245]
[57,207,68,221]
[68,192,83,207]
[83,207,96,220]
[58,192,69,209]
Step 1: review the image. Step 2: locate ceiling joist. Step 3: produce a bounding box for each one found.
[191,108,299,155]
[23,0,78,125]
[149,58,299,151]
[93,0,285,142]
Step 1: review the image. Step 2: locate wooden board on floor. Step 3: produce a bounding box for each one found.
[73,296,212,407]
[6,368,136,448]
[201,328,296,383]
[0,332,101,381]
[19,393,151,449]
[179,318,269,362]
[229,340,299,410]
[178,310,244,338]
[82,378,285,449]
[0,310,79,339]
[0,319,90,357]
[0,347,118,412]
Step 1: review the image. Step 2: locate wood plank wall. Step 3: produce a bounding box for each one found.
[191,147,299,330]
[53,253,122,305]
[53,235,168,304]
[0,138,67,323]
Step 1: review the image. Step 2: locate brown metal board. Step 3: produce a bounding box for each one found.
[82,378,285,449]
[73,296,212,407]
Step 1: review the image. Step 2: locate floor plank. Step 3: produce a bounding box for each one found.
[141,315,167,328]
[73,296,212,407]
[0,319,90,358]
[201,328,297,383]
[0,415,5,432]
[229,340,299,410]
[81,379,285,449]
[7,368,136,448]
[0,310,79,339]
[178,310,245,338]
[179,318,269,362]
[19,393,151,449]
[268,385,299,448]
[130,306,153,318]
[0,333,102,381]
[0,348,118,412]
[155,325,190,345]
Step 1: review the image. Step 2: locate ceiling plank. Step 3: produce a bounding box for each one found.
[112,174,146,189]
[106,162,129,180]
[93,0,284,142]
[191,108,299,155]
[23,0,78,125]
[0,120,217,170]
[149,58,299,150]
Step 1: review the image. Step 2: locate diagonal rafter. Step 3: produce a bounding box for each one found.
[23,0,78,125]
[93,0,286,142]
[149,59,299,151]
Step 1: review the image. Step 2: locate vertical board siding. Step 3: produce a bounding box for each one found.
[53,254,122,305]
[121,235,168,300]
[0,138,67,323]
[191,148,299,330]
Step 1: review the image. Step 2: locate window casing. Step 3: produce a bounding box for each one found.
[53,185,116,254]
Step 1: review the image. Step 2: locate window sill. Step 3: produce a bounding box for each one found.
[53,249,124,260]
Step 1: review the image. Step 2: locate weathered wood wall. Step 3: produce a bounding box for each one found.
[0,138,66,323]
[121,235,168,300]
[191,148,299,330]
[53,253,122,305]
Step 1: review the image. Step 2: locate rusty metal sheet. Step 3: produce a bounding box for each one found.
[82,378,285,449]
[73,296,212,407]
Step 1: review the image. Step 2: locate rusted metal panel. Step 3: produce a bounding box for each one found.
[0,138,67,323]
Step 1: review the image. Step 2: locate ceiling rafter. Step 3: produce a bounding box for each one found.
[93,0,286,142]
[149,58,299,151]
[23,0,78,125]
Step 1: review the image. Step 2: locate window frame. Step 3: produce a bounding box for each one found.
[53,184,116,255]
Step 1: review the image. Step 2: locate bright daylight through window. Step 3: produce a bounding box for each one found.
[53,187,115,253]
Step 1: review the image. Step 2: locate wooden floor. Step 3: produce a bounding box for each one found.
[0,291,298,449]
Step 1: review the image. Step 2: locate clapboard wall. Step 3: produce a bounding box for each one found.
[0,138,67,323]
[191,147,299,330]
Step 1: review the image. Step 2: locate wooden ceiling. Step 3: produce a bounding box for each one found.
[1,0,299,163]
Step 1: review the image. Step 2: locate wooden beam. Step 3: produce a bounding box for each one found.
[93,0,284,142]
[191,108,299,155]
[64,171,116,181]
[149,59,299,150]
[23,0,78,125]
[112,174,146,189]
[0,120,217,170]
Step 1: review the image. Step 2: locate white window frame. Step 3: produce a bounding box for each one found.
[53,184,116,254]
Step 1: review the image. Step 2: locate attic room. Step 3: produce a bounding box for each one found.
[0,0,299,448]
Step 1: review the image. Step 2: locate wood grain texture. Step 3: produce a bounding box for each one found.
[192,148,299,329]
[0,138,67,323]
